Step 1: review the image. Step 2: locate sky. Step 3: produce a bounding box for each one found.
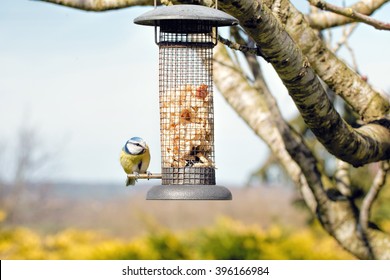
[1,0,390,186]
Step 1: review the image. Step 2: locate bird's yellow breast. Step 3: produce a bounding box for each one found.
[120,149,150,174]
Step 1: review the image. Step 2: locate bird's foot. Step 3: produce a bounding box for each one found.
[147,171,152,180]
[133,171,140,182]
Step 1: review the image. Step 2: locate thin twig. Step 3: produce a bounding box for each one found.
[325,28,333,50]
[232,29,263,81]
[228,29,246,76]
[216,29,257,81]
[344,39,359,73]
[333,23,358,53]
[360,161,390,231]
[336,23,360,72]
[308,0,390,31]
[218,35,258,55]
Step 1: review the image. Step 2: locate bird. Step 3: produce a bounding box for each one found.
[120,137,151,186]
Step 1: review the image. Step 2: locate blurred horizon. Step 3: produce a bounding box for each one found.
[0,180,303,236]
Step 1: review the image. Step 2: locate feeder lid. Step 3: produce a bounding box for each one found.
[134,4,238,27]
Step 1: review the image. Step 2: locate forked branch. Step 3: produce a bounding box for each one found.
[306,0,390,30]
[218,0,390,167]
[308,0,390,31]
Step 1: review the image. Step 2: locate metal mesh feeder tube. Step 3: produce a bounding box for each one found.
[134,5,237,200]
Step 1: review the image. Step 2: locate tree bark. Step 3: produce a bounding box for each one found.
[264,0,390,122]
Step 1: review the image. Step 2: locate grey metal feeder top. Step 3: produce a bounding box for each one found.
[134,4,238,27]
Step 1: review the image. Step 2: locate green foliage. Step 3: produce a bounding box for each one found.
[0,217,354,260]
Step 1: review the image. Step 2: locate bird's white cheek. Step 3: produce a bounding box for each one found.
[127,144,144,155]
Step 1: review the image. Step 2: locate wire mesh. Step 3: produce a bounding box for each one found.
[159,20,216,185]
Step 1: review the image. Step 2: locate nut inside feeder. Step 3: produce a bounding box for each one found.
[134,4,238,200]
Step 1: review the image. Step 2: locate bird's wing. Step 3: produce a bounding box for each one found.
[139,148,151,173]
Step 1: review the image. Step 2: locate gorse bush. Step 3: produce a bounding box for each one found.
[0,217,354,260]
[184,218,353,260]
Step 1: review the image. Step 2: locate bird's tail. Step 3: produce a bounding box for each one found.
[126,177,136,186]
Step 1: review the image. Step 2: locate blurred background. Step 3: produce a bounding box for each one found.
[1,0,389,259]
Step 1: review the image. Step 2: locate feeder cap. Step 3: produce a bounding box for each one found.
[146,185,232,200]
[134,4,238,27]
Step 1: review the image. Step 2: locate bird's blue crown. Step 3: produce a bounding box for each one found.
[129,137,144,143]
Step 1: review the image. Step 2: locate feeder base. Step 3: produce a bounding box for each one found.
[146,185,232,200]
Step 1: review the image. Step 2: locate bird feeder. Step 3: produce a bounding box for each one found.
[134,4,237,200]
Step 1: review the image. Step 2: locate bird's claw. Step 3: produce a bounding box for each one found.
[133,172,140,182]
[147,171,152,180]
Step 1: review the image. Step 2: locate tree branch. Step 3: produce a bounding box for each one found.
[333,23,358,53]
[217,35,258,56]
[335,159,352,197]
[223,0,390,123]
[306,0,390,30]
[33,0,155,11]
[219,0,390,167]
[308,0,390,31]
[269,0,390,123]
[360,161,390,231]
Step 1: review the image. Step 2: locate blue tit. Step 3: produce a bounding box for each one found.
[120,137,151,186]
